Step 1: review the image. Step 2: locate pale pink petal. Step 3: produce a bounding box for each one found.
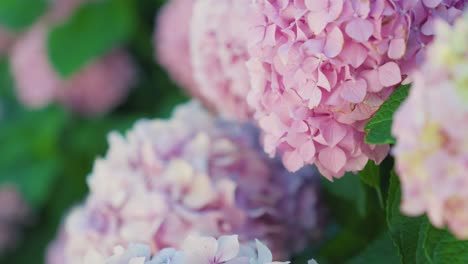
[306,11,329,34]
[324,27,344,58]
[388,38,406,59]
[340,79,367,103]
[321,120,347,147]
[299,140,316,162]
[378,62,402,87]
[318,147,347,174]
[283,150,304,172]
[345,18,374,42]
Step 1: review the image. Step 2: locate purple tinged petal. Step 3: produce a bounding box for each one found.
[423,0,442,8]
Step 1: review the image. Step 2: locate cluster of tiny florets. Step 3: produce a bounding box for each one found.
[47,101,323,263]
[247,0,466,179]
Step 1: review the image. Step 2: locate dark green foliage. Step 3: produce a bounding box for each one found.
[365,85,410,145]
[47,0,136,77]
[0,0,47,30]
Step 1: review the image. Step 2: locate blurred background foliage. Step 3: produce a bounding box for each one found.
[1,0,460,263]
[0,0,187,262]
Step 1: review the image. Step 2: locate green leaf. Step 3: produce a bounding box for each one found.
[386,171,426,264]
[0,106,67,208]
[423,225,468,264]
[365,85,410,145]
[359,161,383,207]
[0,159,61,208]
[348,233,400,264]
[323,173,367,217]
[416,221,431,264]
[319,229,370,263]
[0,0,47,30]
[47,0,136,77]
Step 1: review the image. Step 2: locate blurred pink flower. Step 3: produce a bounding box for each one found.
[47,101,323,264]
[0,185,31,255]
[48,0,84,22]
[155,0,199,95]
[247,0,466,179]
[393,14,468,239]
[10,24,135,116]
[190,0,254,121]
[0,27,14,56]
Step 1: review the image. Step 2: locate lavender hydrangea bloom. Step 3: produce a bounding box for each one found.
[393,14,468,239]
[246,0,466,179]
[81,235,296,264]
[47,101,323,263]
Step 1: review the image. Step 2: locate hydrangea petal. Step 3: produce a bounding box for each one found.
[345,18,374,42]
[378,62,402,87]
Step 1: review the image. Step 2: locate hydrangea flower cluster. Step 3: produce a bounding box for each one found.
[247,0,466,179]
[82,235,299,264]
[0,185,31,254]
[47,101,323,263]
[393,14,468,239]
[190,0,254,121]
[155,0,199,96]
[10,24,135,116]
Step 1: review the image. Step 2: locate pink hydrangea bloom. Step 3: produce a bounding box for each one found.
[190,0,254,121]
[10,24,135,116]
[0,185,31,254]
[393,14,468,239]
[247,0,466,179]
[80,235,293,264]
[155,0,199,95]
[47,101,323,264]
